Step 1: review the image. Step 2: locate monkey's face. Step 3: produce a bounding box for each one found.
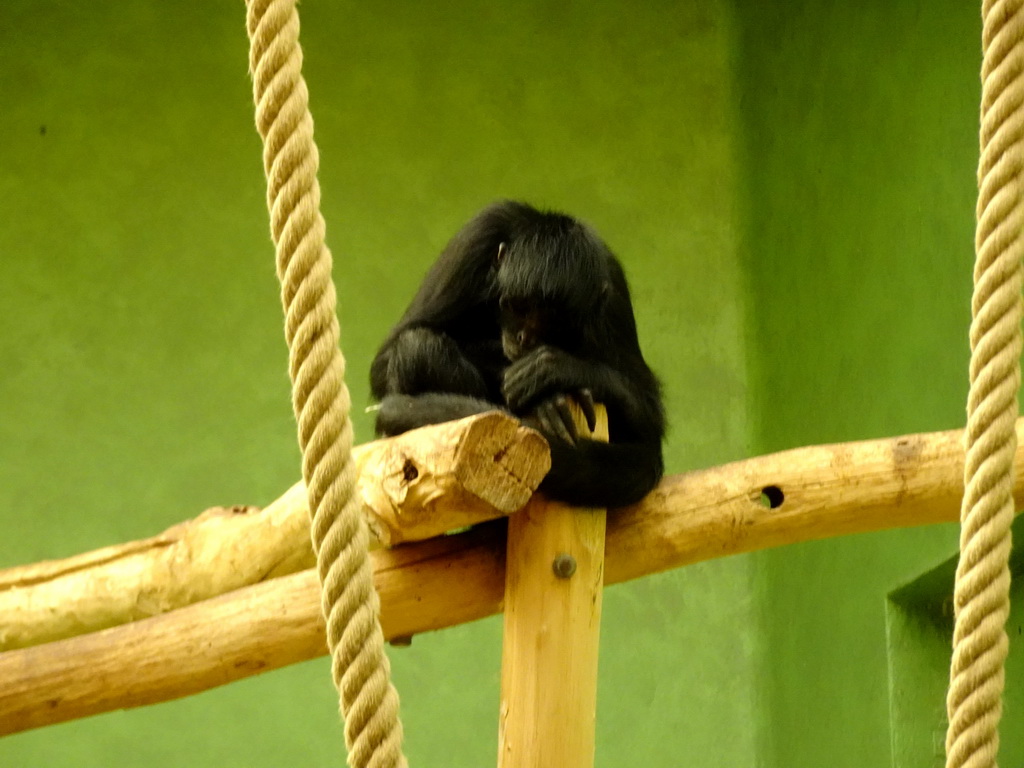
[500,301,534,361]
[498,296,583,361]
[499,297,547,361]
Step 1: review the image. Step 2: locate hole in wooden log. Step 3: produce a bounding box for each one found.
[759,486,784,509]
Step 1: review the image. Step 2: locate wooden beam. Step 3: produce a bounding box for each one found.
[2,419,1021,735]
[0,411,548,651]
[0,526,507,736]
[498,406,608,768]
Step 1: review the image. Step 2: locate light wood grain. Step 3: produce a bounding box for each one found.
[2,420,1020,735]
[498,406,608,768]
[0,411,548,651]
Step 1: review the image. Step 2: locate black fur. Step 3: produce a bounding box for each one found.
[370,201,665,508]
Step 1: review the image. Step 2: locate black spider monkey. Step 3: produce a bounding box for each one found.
[370,201,665,508]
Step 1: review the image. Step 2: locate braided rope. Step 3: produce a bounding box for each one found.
[945,2,1023,766]
[245,2,407,765]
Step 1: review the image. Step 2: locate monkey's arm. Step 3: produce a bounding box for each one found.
[371,327,493,402]
[374,393,504,436]
[541,436,663,508]
[502,345,660,439]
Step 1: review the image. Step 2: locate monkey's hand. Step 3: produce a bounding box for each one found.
[503,345,590,409]
[504,346,598,441]
[521,390,597,445]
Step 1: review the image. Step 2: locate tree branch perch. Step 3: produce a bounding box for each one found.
[0,411,549,651]
[2,419,1022,736]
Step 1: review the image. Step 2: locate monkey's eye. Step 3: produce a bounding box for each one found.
[496,242,507,264]
[500,296,529,317]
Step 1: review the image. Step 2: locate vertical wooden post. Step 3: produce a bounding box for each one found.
[497,405,608,768]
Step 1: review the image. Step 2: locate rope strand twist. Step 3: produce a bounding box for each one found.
[946,1,1023,766]
[245,1,407,765]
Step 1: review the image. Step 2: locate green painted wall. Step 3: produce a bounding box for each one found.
[4,2,1019,766]
[734,2,1020,767]
[0,2,753,767]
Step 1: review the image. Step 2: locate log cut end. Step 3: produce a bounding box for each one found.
[359,411,551,546]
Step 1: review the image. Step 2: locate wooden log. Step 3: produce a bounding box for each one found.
[0,411,548,651]
[498,406,608,768]
[0,526,508,736]
[2,419,1023,735]
[358,409,549,545]
[0,487,312,653]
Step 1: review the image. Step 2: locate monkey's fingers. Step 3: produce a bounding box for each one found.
[503,346,572,412]
[577,389,597,432]
[501,366,528,409]
[503,369,544,411]
[551,396,581,444]
[539,398,577,445]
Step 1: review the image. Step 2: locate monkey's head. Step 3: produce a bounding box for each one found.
[493,206,612,361]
